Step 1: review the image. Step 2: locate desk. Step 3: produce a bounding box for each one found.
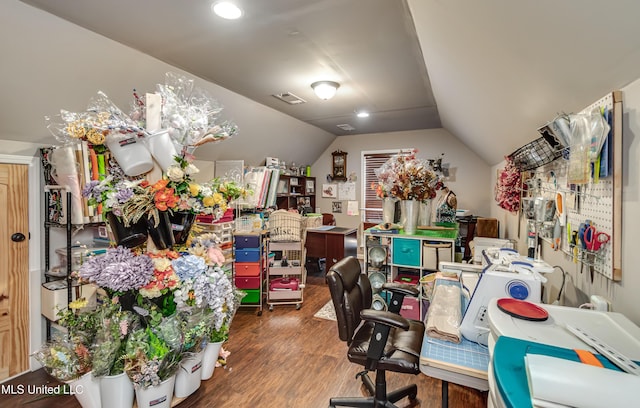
[420,278,489,408]
[305,227,357,272]
[420,335,489,408]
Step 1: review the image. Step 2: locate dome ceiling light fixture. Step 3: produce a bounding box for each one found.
[311,81,340,100]
[211,1,243,19]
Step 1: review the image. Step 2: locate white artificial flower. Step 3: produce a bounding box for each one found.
[166,165,185,182]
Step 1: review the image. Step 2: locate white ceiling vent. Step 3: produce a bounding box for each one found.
[272,92,306,105]
[336,123,356,131]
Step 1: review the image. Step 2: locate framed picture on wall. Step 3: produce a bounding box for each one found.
[322,183,337,198]
[332,201,343,213]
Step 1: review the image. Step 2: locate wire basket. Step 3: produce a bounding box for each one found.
[268,210,303,242]
[235,216,254,233]
[302,214,322,231]
[507,135,563,171]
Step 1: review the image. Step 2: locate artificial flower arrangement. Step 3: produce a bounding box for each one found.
[370,180,389,199]
[495,156,522,213]
[165,153,228,217]
[90,301,137,377]
[375,149,444,202]
[34,235,241,390]
[37,72,244,394]
[32,298,97,382]
[122,315,182,388]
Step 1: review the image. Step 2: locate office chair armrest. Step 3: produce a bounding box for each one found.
[382,283,420,314]
[361,309,410,331]
[382,282,419,298]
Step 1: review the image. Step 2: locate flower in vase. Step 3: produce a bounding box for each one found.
[165,154,229,217]
[123,323,182,388]
[82,176,141,217]
[138,249,181,321]
[375,149,444,202]
[370,181,389,199]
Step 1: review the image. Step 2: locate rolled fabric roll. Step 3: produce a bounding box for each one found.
[425,283,462,343]
[50,145,84,225]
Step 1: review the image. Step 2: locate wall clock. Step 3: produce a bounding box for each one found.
[331,150,347,181]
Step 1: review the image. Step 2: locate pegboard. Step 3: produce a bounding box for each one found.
[523,91,622,281]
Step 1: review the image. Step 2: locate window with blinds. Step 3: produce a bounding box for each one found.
[362,149,409,222]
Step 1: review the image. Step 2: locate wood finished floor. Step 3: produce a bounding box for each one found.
[2,274,487,407]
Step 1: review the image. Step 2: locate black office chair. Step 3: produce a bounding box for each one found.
[326,256,425,408]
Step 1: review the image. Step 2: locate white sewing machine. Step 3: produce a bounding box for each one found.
[457,248,553,345]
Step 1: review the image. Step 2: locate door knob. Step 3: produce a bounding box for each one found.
[11,233,25,242]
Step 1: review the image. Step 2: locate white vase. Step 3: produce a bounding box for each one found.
[382,197,396,224]
[66,371,102,408]
[201,341,224,380]
[418,200,432,227]
[174,350,205,398]
[402,200,420,235]
[145,129,178,171]
[99,372,134,408]
[134,375,176,408]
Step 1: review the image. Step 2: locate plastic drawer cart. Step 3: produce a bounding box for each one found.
[234,232,265,315]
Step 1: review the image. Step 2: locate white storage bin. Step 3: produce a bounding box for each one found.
[422,242,452,270]
[41,281,97,321]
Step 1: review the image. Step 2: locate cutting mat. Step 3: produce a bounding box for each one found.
[420,336,490,380]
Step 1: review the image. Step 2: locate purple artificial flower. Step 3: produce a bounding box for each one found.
[114,186,134,203]
[82,180,101,200]
[79,246,154,292]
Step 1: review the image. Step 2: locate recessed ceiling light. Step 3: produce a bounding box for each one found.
[356,111,370,118]
[212,2,243,19]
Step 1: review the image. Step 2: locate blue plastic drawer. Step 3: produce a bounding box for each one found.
[235,234,260,249]
[392,238,421,266]
[235,248,261,263]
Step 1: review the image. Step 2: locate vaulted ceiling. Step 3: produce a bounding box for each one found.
[5,0,640,166]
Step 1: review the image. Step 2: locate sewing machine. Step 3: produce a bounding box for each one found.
[458,248,552,345]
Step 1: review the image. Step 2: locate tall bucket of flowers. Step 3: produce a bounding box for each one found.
[123,319,182,408]
[164,154,228,245]
[83,176,149,248]
[90,303,137,408]
[172,234,239,381]
[375,150,443,234]
[173,310,210,398]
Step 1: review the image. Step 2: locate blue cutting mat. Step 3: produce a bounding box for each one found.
[420,336,490,374]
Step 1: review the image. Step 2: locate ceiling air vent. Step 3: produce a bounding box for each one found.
[336,123,356,131]
[272,92,306,105]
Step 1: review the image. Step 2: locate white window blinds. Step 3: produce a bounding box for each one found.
[362,150,407,222]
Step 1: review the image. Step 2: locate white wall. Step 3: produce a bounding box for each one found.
[0,1,335,167]
[311,128,492,231]
[490,79,640,325]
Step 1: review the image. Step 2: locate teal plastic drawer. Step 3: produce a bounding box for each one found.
[392,238,421,266]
